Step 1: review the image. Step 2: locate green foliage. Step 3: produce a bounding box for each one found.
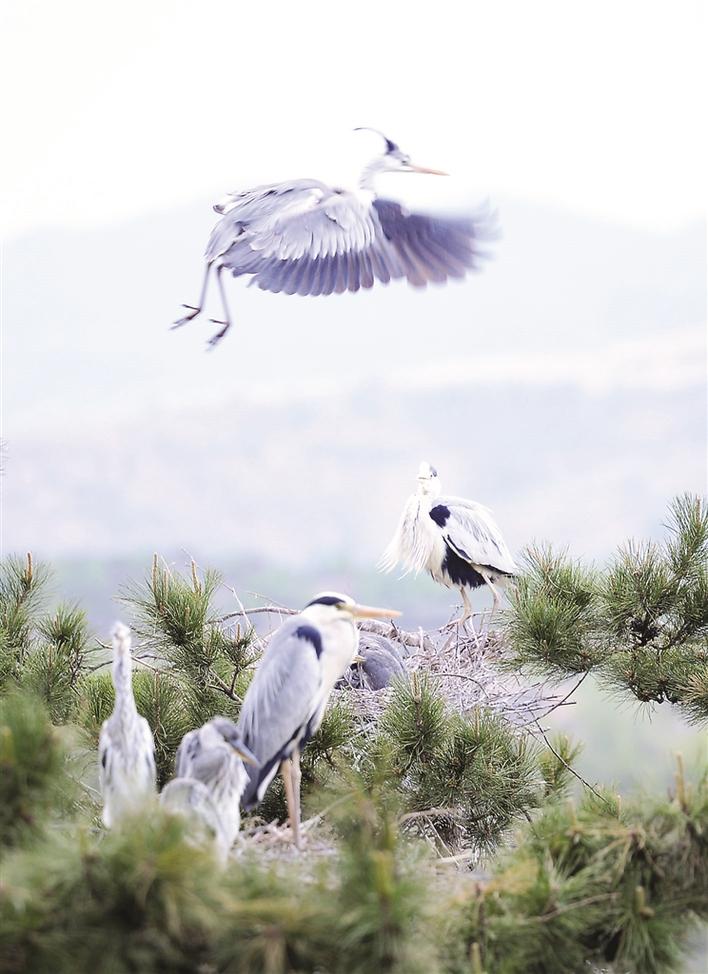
[374,676,543,850]
[0,530,705,973]
[132,670,193,786]
[508,495,708,722]
[0,812,225,974]
[537,733,583,801]
[380,672,448,769]
[122,557,256,727]
[444,761,708,974]
[507,544,602,679]
[0,692,72,850]
[0,554,50,687]
[20,604,89,722]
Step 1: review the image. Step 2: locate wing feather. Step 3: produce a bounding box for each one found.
[207,179,494,297]
[237,618,323,807]
[435,496,518,576]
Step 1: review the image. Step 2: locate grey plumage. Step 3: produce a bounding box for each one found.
[208,184,487,297]
[237,617,326,810]
[160,717,258,862]
[98,622,156,828]
[381,462,518,623]
[338,634,406,691]
[173,130,494,345]
[235,592,400,847]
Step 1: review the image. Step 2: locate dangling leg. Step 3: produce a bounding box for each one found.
[280,758,301,849]
[173,261,212,329]
[207,264,233,347]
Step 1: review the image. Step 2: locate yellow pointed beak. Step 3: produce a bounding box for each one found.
[406,164,448,176]
[347,603,402,620]
[233,744,260,767]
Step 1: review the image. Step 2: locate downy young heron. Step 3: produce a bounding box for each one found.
[380,462,518,623]
[174,129,493,346]
[236,592,401,847]
[98,622,157,827]
[160,717,259,862]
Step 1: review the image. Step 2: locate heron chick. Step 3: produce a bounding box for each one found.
[174,129,493,346]
[98,622,157,827]
[237,592,401,848]
[380,462,518,623]
[160,717,258,863]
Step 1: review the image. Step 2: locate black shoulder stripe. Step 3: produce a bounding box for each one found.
[295,624,324,657]
[429,504,450,528]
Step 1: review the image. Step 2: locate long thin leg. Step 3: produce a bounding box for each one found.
[480,572,501,618]
[207,264,233,347]
[445,587,473,629]
[172,261,212,329]
[291,747,302,835]
[280,759,301,849]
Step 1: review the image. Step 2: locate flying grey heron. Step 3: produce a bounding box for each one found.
[237,592,401,847]
[98,622,157,827]
[173,129,493,346]
[380,462,518,623]
[160,717,258,862]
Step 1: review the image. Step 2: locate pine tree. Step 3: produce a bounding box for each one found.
[0,496,706,973]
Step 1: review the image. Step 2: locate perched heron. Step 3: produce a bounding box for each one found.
[237,592,401,847]
[337,633,406,691]
[174,129,493,346]
[160,717,258,862]
[98,623,157,827]
[380,462,518,623]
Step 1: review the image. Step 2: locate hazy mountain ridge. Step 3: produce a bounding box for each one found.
[3,197,705,565]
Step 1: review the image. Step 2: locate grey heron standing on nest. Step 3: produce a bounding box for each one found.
[174,129,494,346]
[98,623,156,827]
[237,592,401,848]
[380,462,518,624]
[160,717,259,862]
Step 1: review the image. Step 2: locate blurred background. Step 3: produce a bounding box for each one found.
[2,1,706,789]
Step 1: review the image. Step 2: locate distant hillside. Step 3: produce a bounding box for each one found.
[3,197,705,565]
[3,334,704,565]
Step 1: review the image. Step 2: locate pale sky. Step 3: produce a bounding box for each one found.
[2,0,706,237]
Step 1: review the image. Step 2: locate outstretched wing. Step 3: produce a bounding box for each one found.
[430,496,518,576]
[207,179,494,296]
[237,617,324,808]
[372,199,493,288]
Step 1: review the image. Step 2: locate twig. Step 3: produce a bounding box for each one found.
[399,807,457,825]
[531,718,611,807]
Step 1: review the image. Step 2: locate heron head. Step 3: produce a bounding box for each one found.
[417,461,442,497]
[303,592,401,622]
[354,128,448,176]
[210,717,260,766]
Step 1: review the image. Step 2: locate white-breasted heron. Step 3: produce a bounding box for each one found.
[160,717,259,862]
[174,129,494,346]
[380,462,518,623]
[236,592,401,847]
[98,623,157,827]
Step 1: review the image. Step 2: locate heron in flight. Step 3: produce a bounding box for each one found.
[237,592,401,847]
[380,462,518,624]
[98,623,157,827]
[160,717,259,862]
[174,129,493,346]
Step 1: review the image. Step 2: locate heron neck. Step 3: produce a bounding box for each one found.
[358,158,386,192]
[112,653,137,715]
